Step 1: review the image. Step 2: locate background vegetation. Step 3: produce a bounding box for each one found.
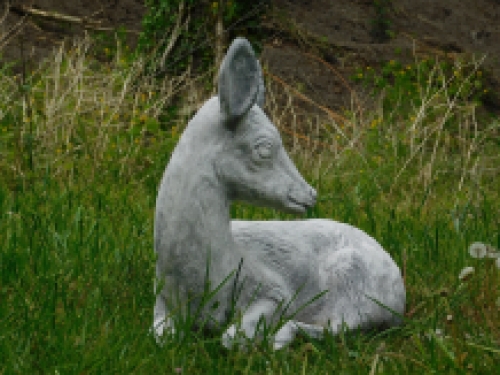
[138,0,269,77]
[1,2,499,373]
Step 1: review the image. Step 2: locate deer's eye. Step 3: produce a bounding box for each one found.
[253,141,273,160]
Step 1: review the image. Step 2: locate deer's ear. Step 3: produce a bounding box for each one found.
[218,38,259,127]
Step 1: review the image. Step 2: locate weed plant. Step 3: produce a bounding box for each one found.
[371,0,394,42]
[1,37,499,373]
[139,0,269,76]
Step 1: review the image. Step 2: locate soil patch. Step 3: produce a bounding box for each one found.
[1,0,499,114]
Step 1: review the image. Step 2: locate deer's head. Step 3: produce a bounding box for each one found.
[213,38,316,213]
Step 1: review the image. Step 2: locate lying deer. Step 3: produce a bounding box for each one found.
[153,37,405,349]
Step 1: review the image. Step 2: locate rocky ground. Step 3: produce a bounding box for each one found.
[262,0,500,114]
[1,0,499,114]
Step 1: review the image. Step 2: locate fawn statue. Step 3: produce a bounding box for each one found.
[153,37,405,350]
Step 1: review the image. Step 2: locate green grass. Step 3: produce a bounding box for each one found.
[1,37,499,373]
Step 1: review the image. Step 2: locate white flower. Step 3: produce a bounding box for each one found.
[458,266,475,281]
[469,242,487,259]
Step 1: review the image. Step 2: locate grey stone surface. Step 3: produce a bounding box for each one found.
[153,37,405,350]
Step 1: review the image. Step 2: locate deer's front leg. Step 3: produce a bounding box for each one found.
[273,320,300,350]
[152,293,175,345]
[222,299,278,349]
[274,320,326,350]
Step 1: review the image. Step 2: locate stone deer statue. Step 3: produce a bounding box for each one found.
[153,37,405,349]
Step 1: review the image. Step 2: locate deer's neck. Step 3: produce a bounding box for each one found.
[156,167,239,284]
[188,175,234,259]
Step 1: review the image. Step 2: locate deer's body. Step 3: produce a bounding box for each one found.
[153,38,405,349]
[231,219,404,328]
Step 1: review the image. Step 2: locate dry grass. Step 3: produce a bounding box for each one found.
[0,35,196,186]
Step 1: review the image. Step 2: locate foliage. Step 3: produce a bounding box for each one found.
[138,0,270,77]
[88,26,135,65]
[354,57,488,110]
[371,0,394,42]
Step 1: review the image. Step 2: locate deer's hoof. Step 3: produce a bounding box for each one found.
[273,321,297,350]
[222,324,238,349]
[222,324,251,351]
[151,317,175,346]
